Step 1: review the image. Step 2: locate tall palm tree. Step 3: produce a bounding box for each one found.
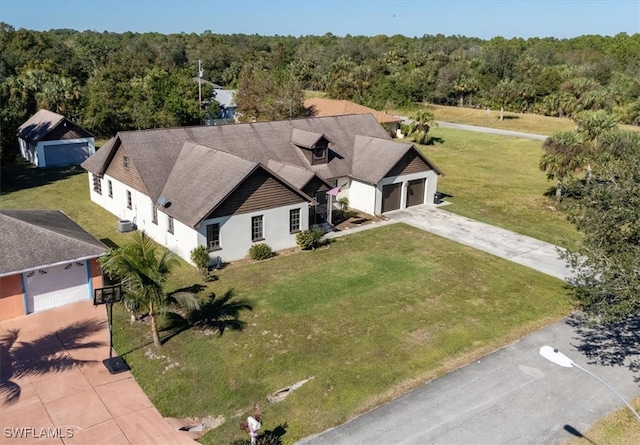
[100,232,198,347]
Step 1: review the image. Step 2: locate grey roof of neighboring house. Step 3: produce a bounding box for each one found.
[213,89,236,108]
[0,209,106,276]
[17,109,93,143]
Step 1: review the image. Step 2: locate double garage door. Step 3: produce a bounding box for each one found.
[381,179,425,213]
[43,142,92,167]
[24,261,90,313]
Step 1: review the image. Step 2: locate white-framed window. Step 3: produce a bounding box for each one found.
[290,208,300,233]
[123,155,130,169]
[126,190,132,209]
[313,145,325,159]
[168,215,174,234]
[152,205,158,224]
[251,215,264,241]
[92,174,102,195]
[207,223,220,250]
[108,180,113,198]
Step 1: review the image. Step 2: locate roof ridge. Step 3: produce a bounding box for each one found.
[1,210,105,251]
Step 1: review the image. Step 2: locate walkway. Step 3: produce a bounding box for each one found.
[0,300,197,445]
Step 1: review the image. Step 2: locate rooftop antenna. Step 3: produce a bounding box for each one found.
[198,59,203,108]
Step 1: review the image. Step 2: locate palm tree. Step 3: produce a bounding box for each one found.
[407,109,436,145]
[99,232,198,347]
[539,130,587,204]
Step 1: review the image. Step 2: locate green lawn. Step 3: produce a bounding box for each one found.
[0,159,575,443]
[419,126,580,248]
[115,224,572,443]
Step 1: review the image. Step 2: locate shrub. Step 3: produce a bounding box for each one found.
[337,196,349,211]
[295,227,324,250]
[190,245,210,279]
[248,243,274,260]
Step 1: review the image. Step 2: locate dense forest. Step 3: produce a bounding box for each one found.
[1,23,639,161]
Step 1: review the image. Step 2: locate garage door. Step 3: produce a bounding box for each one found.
[381,183,402,213]
[24,261,90,313]
[406,179,426,207]
[43,142,92,166]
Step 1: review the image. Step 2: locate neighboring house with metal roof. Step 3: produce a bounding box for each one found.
[0,210,106,321]
[81,114,441,264]
[304,98,405,137]
[17,109,95,167]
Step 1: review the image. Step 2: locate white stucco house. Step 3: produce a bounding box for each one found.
[17,109,95,167]
[81,114,442,264]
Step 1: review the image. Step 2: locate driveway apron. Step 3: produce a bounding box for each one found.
[0,300,197,445]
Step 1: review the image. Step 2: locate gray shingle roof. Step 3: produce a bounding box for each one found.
[17,109,94,143]
[266,160,317,190]
[82,114,441,226]
[17,109,65,143]
[160,142,260,227]
[0,210,106,276]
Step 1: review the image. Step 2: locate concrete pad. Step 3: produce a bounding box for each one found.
[0,300,198,445]
[94,377,153,417]
[61,420,130,445]
[30,368,93,403]
[44,387,112,429]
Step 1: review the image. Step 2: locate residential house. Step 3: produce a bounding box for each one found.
[81,114,441,264]
[17,109,95,167]
[304,97,405,137]
[0,210,106,321]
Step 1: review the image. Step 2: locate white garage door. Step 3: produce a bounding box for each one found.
[24,261,90,313]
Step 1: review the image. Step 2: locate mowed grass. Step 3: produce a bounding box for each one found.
[0,161,574,443]
[115,224,572,444]
[418,127,579,247]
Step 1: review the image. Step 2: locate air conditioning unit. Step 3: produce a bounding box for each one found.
[118,220,134,232]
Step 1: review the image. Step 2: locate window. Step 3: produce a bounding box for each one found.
[92,174,102,195]
[152,205,158,224]
[168,215,174,234]
[251,215,264,241]
[108,180,113,198]
[126,190,132,209]
[313,145,325,159]
[289,208,300,233]
[123,156,130,169]
[207,223,220,250]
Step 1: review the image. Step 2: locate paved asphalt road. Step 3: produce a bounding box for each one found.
[436,121,548,141]
[297,316,640,445]
[298,205,640,444]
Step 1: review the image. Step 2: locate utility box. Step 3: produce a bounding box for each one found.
[118,220,134,232]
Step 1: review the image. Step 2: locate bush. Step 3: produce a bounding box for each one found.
[295,227,324,250]
[248,243,274,260]
[190,245,210,279]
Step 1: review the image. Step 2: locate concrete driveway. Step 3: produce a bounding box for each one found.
[0,300,196,445]
[386,205,575,281]
[297,206,640,444]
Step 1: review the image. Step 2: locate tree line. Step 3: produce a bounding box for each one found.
[1,23,639,161]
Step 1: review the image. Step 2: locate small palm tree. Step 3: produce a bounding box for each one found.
[100,232,198,347]
[407,109,436,145]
